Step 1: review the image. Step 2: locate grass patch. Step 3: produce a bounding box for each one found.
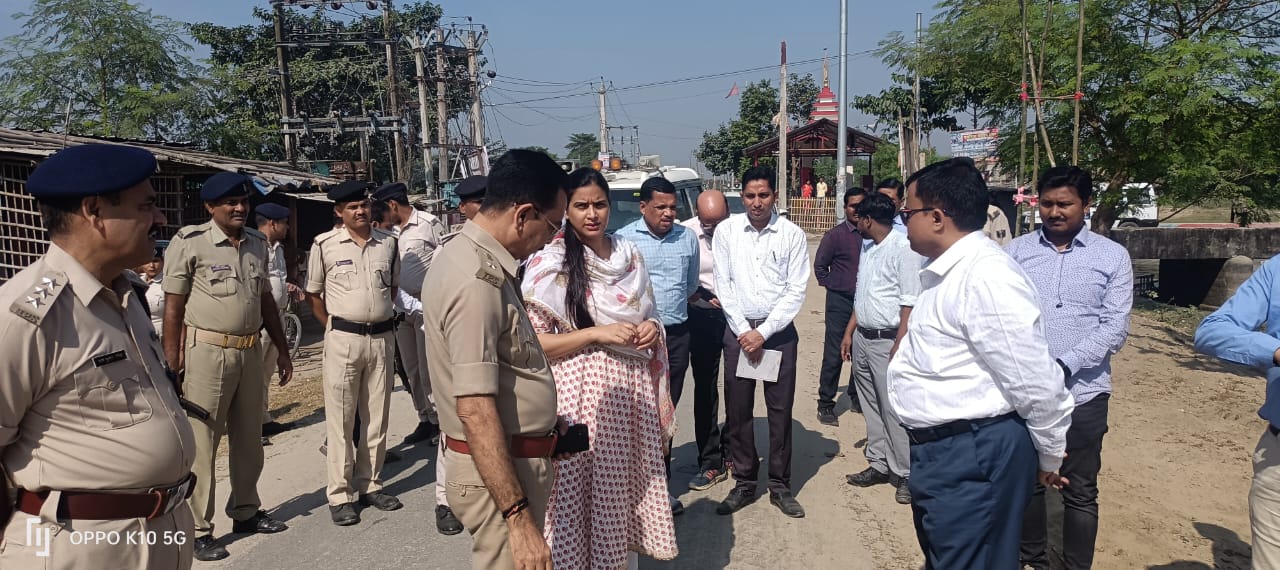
[1133,298,1209,337]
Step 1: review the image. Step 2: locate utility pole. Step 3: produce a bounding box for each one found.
[913,12,924,172]
[835,0,849,222]
[466,28,488,150]
[778,40,789,213]
[410,35,434,194]
[434,27,450,184]
[382,1,406,182]
[272,3,296,165]
[597,81,608,154]
[1073,0,1085,164]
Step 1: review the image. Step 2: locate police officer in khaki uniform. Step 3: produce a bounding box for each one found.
[0,144,197,569]
[254,203,297,444]
[422,150,567,570]
[305,181,404,526]
[370,181,446,445]
[163,172,292,561]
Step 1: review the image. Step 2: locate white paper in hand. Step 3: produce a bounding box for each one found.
[736,349,782,382]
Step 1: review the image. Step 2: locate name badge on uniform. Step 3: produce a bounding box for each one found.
[93,350,128,367]
[335,259,354,267]
[211,264,232,272]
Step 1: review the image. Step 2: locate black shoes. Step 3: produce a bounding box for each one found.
[895,478,912,504]
[670,495,685,516]
[231,510,288,534]
[770,490,805,518]
[715,487,758,515]
[330,503,360,526]
[688,466,729,491]
[385,450,402,463]
[817,406,839,426]
[193,535,229,561]
[436,505,463,535]
[404,421,441,445]
[360,492,403,511]
[847,392,863,414]
[846,467,891,487]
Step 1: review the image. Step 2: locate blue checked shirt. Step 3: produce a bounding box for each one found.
[619,219,700,326]
[1005,227,1133,404]
[1195,255,1280,427]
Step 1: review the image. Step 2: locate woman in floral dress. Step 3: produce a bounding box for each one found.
[523,167,678,569]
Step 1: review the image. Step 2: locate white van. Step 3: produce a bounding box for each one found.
[603,166,703,233]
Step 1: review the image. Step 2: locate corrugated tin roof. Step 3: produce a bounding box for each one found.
[0,127,342,191]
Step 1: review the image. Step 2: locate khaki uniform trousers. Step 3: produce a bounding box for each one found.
[394,311,437,424]
[1251,426,1280,569]
[445,448,553,570]
[182,330,266,536]
[260,331,279,424]
[2,501,195,569]
[323,328,394,505]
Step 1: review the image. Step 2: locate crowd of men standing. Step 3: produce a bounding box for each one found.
[8,141,1280,570]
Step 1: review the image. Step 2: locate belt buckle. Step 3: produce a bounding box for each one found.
[221,334,232,348]
[239,335,253,349]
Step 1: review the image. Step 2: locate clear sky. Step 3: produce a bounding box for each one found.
[0,0,945,171]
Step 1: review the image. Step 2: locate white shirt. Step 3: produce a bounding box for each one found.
[854,230,923,330]
[146,278,165,338]
[266,240,288,315]
[680,217,717,310]
[712,212,810,340]
[396,208,447,297]
[887,232,1074,471]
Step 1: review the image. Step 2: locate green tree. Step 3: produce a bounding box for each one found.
[0,0,200,140]
[696,73,819,179]
[517,146,559,161]
[870,0,1280,230]
[564,133,600,164]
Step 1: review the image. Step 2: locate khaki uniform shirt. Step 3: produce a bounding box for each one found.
[422,223,557,440]
[305,226,399,323]
[0,245,196,492]
[266,240,288,317]
[396,209,447,298]
[984,205,1013,246]
[162,222,268,336]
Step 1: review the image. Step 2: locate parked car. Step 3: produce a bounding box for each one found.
[604,166,703,233]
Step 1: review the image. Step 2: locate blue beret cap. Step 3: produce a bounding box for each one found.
[255,203,290,220]
[26,144,157,199]
[371,182,408,203]
[455,175,487,199]
[327,180,372,203]
[201,172,253,202]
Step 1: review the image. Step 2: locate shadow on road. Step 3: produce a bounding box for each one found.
[1147,522,1252,570]
[643,497,736,569]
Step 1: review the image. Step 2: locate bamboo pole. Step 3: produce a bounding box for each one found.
[1073,0,1086,164]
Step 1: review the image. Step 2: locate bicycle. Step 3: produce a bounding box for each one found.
[282,297,302,358]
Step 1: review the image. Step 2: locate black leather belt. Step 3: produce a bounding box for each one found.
[905,412,1020,445]
[1270,424,1279,438]
[747,318,766,329]
[857,326,898,340]
[331,316,396,336]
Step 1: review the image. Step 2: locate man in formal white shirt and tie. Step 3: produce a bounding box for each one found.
[888,157,1074,569]
[712,167,811,519]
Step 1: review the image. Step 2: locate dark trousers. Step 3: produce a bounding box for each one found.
[818,290,856,408]
[665,322,691,406]
[909,414,1037,570]
[723,323,799,493]
[688,305,727,470]
[1021,393,1110,570]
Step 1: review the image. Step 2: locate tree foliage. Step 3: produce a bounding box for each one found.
[564,133,599,164]
[517,146,559,161]
[696,73,821,178]
[0,0,200,140]
[869,0,1280,229]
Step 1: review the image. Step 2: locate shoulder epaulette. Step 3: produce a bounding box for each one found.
[174,224,205,240]
[473,246,504,289]
[9,271,68,326]
[312,228,341,245]
[244,227,266,240]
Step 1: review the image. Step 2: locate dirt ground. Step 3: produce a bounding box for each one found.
[255,243,1264,569]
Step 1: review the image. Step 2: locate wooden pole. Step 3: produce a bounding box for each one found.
[778,40,789,212]
[1073,0,1085,164]
[1019,0,1029,189]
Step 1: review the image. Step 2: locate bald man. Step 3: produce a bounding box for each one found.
[680,191,733,491]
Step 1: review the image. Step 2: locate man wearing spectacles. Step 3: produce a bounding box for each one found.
[888,158,1074,569]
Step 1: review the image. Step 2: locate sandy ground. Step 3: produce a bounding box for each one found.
[214,239,1263,569]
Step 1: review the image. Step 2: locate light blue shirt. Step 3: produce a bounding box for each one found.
[1006,227,1133,404]
[892,216,908,235]
[619,219,700,327]
[1195,255,1280,427]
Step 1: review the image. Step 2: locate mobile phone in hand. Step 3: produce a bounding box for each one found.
[553,424,590,455]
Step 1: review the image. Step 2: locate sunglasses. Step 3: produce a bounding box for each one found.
[899,207,951,224]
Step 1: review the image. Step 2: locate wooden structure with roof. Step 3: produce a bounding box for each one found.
[0,128,342,283]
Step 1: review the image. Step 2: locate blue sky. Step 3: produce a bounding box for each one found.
[0,0,946,170]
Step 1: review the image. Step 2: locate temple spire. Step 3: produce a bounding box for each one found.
[822,48,830,88]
